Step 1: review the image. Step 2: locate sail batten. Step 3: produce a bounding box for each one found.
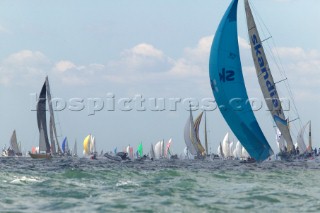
[209,0,273,161]
[244,0,294,152]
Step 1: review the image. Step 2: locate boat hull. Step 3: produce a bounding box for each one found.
[29,152,52,159]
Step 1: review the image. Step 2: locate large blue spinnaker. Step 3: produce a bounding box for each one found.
[209,0,273,161]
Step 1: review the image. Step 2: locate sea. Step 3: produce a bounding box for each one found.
[1,157,320,213]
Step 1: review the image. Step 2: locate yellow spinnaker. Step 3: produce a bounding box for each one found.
[83,134,90,155]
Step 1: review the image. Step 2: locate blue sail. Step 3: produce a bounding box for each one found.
[209,0,273,161]
[62,137,67,153]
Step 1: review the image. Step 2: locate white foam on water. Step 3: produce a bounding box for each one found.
[10,176,43,184]
[116,180,140,187]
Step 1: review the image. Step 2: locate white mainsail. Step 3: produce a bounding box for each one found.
[296,122,309,154]
[150,143,155,159]
[233,141,243,159]
[154,141,161,159]
[183,109,202,156]
[184,115,197,156]
[217,142,224,158]
[242,146,250,159]
[90,136,96,154]
[73,140,78,157]
[10,130,20,154]
[276,128,286,152]
[245,0,294,152]
[229,141,234,158]
[222,133,231,158]
[184,147,189,159]
[160,140,165,158]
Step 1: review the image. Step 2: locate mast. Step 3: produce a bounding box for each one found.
[204,111,208,155]
[46,76,62,154]
[244,0,294,152]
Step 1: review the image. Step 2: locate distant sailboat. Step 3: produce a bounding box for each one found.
[29,76,64,158]
[73,140,78,157]
[222,133,231,158]
[2,130,22,157]
[296,121,311,155]
[150,143,155,160]
[29,81,52,159]
[62,137,71,156]
[154,140,165,159]
[233,141,243,159]
[184,108,206,158]
[209,0,274,161]
[164,138,172,159]
[137,142,143,158]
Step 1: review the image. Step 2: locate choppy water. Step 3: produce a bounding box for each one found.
[1,157,320,212]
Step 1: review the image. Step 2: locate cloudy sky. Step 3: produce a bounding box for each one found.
[0,0,319,155]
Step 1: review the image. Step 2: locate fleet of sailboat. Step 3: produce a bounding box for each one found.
[2,1,316,163]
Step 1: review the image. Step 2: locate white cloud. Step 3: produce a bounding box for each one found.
[1,37,319,102]
[54,60,76,73]
[52,60,105,86]
[108,43,172,75]
[0,50,50,86]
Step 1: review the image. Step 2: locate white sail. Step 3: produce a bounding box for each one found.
[10,130,20,154]
[276,128,286,152]
[229,141,234,157]
[160,140,165,158]
[242,146,250,159]
[150,143,155,159]
[154,141,162,159]
[184,115,197,156]
[217,144,222,157]
[245,0,294,152]
[184,147,189,159]
[233,141,243,159]
[222,133,230,158]
[73,140,78,156]
[90,136,96,153]
[165,138,172,158]
[296,122,309,154]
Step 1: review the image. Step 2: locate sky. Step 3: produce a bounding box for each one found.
[0,0,319,156]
